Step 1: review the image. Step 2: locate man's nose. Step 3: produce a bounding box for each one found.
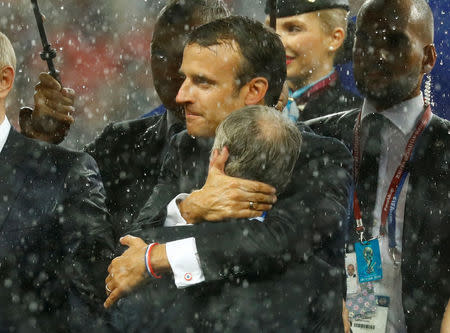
[175,79,190,104]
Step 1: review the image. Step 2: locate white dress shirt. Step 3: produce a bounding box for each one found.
[164,192,266,288]
[0,116,11,154]
[360,93,426,333]
[163,193,205,288]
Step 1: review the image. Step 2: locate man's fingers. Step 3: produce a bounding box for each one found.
[36,85,75,107]
[232,177,276,194]
[248,192,277,204]
[33,102,74,124]
[276,81,289,112]
[104,288,122,309]
[243,202,273,212]
[62,87,75,99]
[228,188,277,205]
[38,72,61,90]
[119,235,145,247]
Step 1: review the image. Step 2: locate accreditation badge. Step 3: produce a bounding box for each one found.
[350,296,389,332]
[354,238,382,283]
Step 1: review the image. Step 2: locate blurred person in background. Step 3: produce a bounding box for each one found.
[266,0,362,122]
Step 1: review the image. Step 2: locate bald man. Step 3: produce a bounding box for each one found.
[307,0,449,331]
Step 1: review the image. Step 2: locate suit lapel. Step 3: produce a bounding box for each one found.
[0,130,41,230]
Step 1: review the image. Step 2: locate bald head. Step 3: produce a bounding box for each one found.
[353,0,436,109]
[358,0,434,45]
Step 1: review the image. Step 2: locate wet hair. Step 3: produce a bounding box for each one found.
[213,105,302,193]
[152,0,229,54]
[0,32,16,71]
[187,16,286,107]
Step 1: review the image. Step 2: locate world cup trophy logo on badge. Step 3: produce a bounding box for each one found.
[363,246,376,274]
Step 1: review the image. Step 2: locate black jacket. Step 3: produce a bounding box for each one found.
[296,78,362,121]
[307,109,450,332]
[85,112,183,239]
[111,129,353,332]
[0,129,114,332]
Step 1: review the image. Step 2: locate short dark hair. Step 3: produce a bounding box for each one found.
[187,16,286,107]
[213,105,302,193]
[156,0,229,29]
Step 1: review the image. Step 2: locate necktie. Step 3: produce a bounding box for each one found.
[357,113,387,232]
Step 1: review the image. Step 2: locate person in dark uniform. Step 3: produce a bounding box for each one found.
[19,0,229,238]
[307,0,449,331]
[266,0,362,122]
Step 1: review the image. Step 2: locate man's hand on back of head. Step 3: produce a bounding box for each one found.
[20,72,75,144]
[178,147,277,224]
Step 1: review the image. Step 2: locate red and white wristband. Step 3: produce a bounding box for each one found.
[144,243,162,279]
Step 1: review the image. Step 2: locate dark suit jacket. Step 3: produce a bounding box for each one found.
[307,109,450,332]
[85,112,183,239]
[296,79,362,121]
[111,129,353,332]
[0,129,114,332]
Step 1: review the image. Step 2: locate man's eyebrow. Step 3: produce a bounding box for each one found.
[192,74,215,84]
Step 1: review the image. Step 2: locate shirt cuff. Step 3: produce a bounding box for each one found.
[166,237,205,288]
[164,193,191,227]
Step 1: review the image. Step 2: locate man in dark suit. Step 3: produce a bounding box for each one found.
[19,0,230,238]
[0,32,114,332]
[104,16,352,332]
[306,0,449,331]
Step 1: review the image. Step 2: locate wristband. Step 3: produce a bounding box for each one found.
[145,243,162,279]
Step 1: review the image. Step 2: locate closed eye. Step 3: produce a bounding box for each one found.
[192,75,214,86]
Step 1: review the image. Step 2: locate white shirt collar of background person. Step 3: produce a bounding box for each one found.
[361,92,425,136]
[0,116,11,154]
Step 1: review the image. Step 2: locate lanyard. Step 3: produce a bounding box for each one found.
[285,70,338,114]
[352,105,432,245]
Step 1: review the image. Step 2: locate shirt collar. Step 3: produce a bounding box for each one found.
[0,116,11,154]
[361,93,425,136]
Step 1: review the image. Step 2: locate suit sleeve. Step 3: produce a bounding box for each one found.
[56,152,115,316]
[128,135,184,233]
[135,136,352,282]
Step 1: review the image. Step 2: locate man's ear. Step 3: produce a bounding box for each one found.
[0,66,15,99]
[244,77,269,105]
[327,27,345,53]
[422,44,437,74]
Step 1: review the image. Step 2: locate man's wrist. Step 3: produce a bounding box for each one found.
[149,244,171,275]
[178,192,203,224]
